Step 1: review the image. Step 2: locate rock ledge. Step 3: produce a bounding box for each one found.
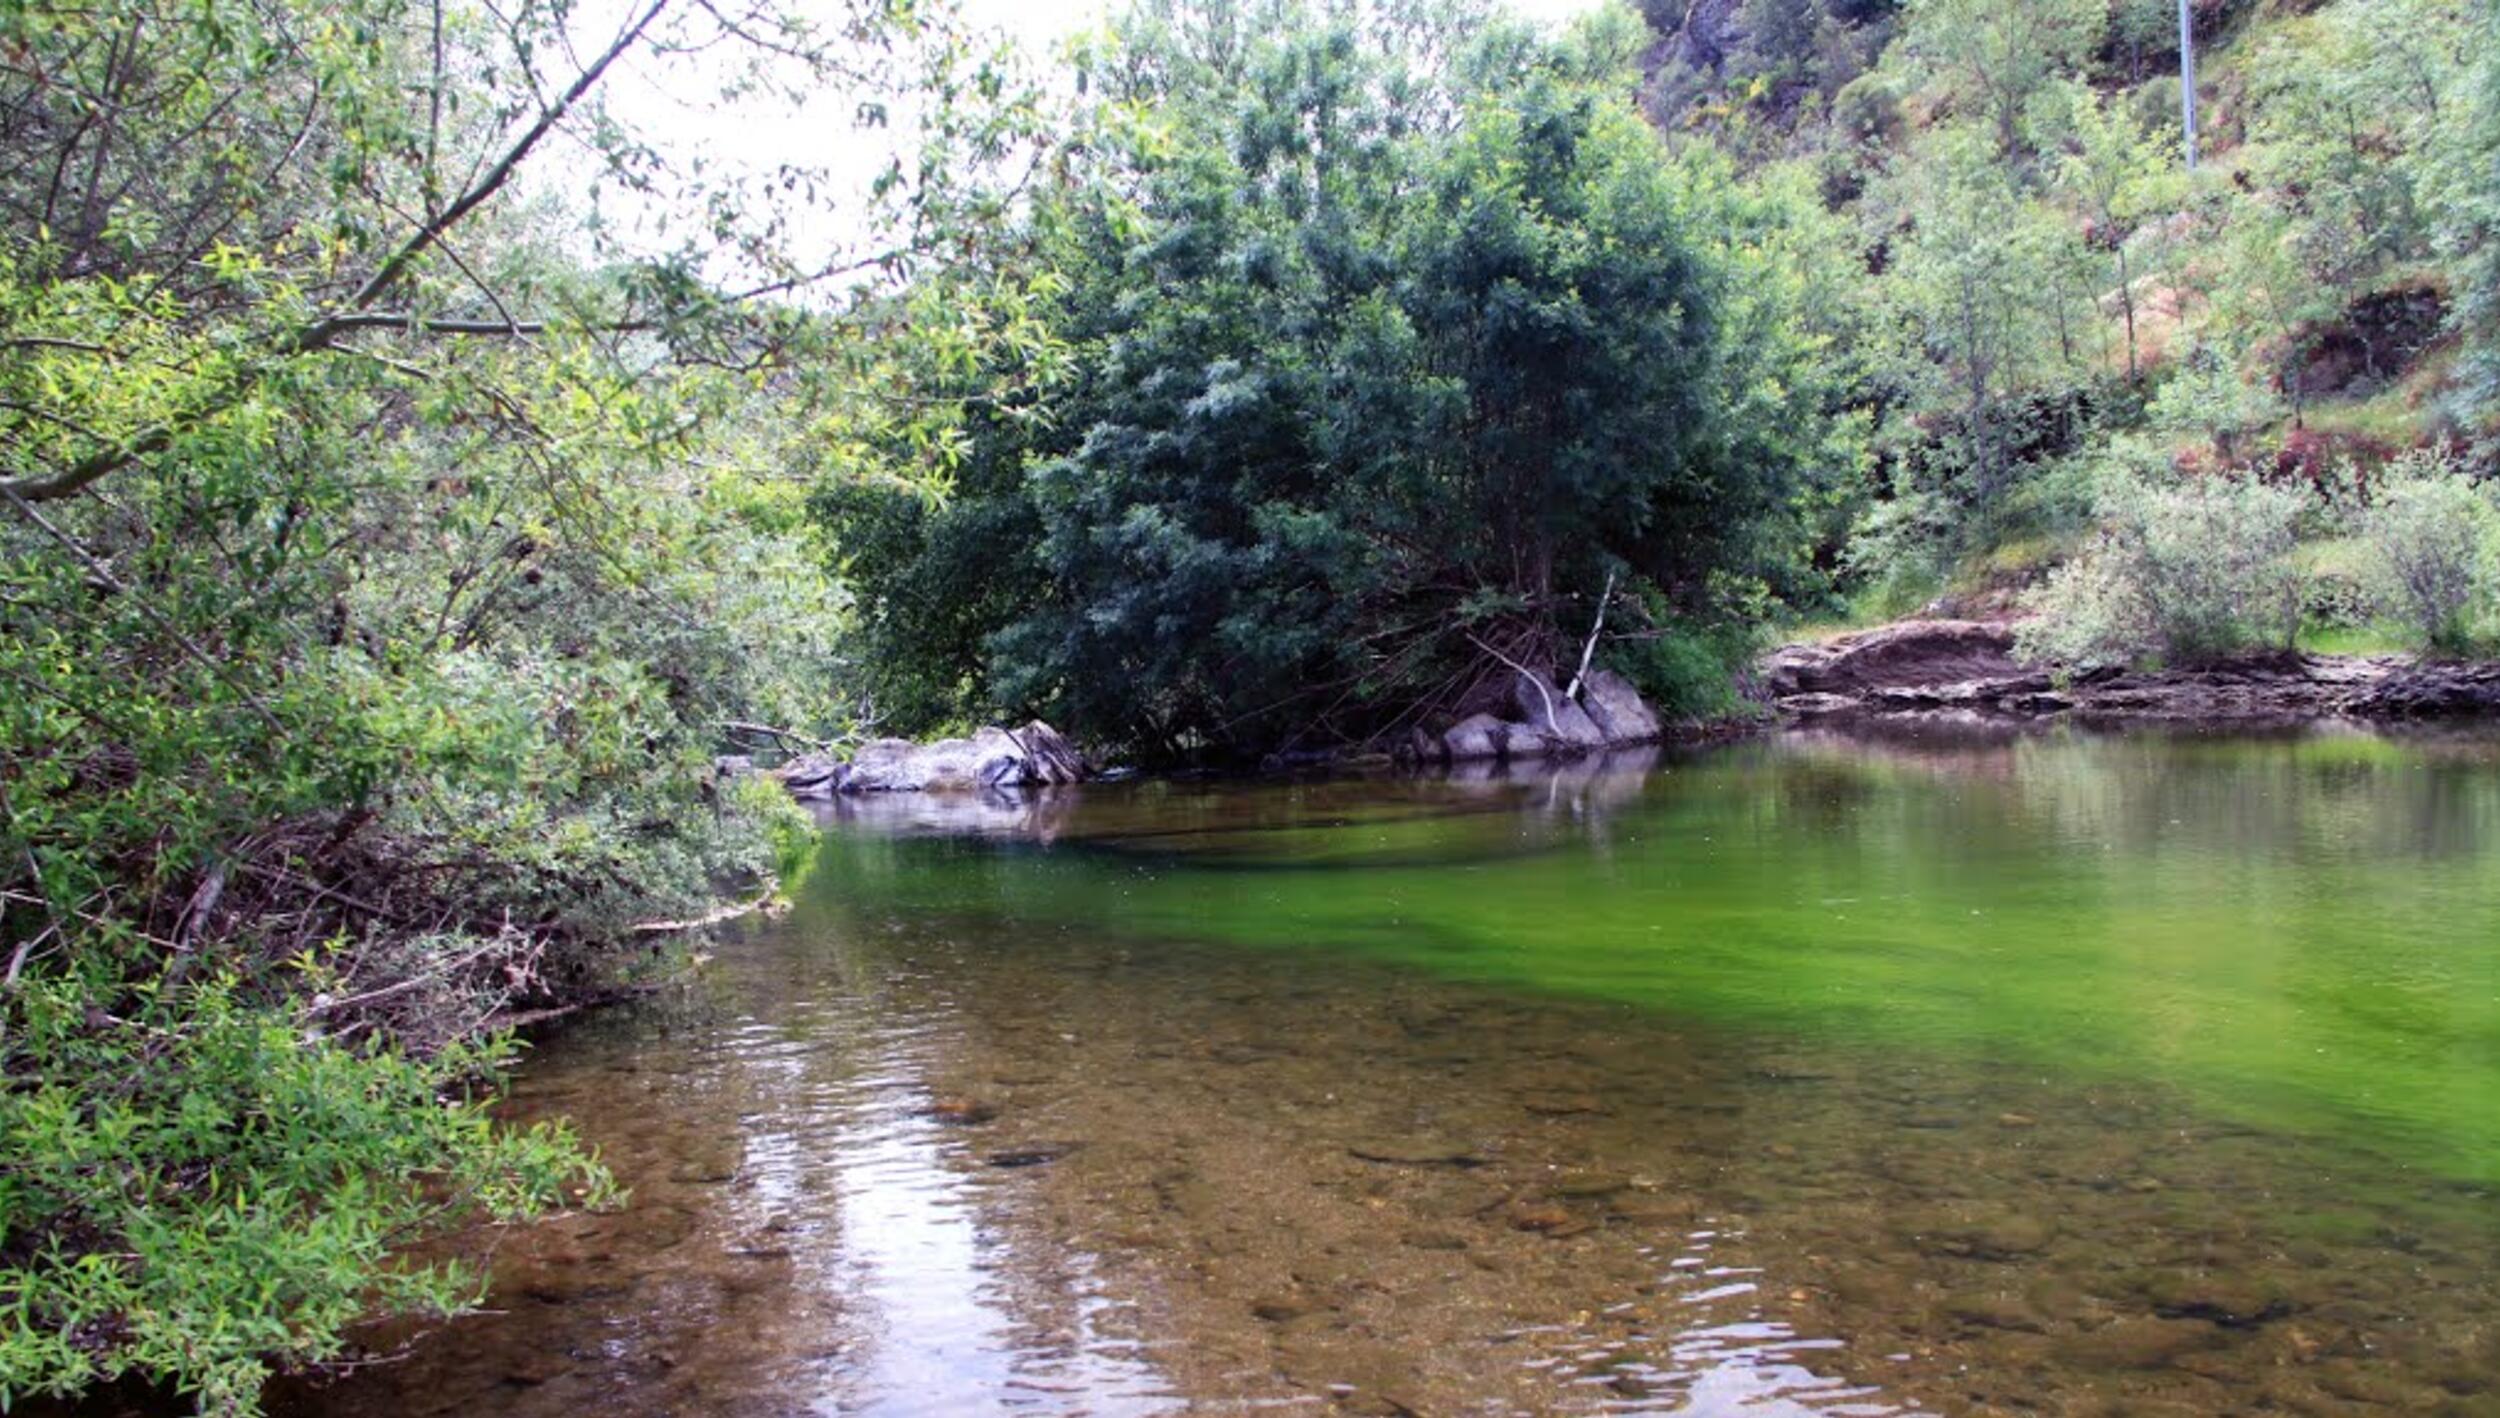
[1759,620,2500,724]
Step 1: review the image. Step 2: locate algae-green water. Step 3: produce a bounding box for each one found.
[827,726,2500,1188]
[277,724,2500,1418]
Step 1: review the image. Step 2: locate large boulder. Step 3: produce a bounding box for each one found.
[1009,720,1085,785]
[844,736,943,792]
[1508,672,1608,753]
[1578,668,1662,744]
[775,752,848,801]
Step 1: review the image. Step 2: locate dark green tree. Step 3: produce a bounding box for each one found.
[823,0,1856,758]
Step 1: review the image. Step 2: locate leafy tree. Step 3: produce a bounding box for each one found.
[1874,128,2094,519]
[2451,2,2500,437]
[2057,87,2181,383]
[825,0,1857,756]
[0,0,1044,1408]
[2242,0,2475,292]
[1898,0,2101,160]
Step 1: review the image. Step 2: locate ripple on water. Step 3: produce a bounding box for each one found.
[265,731,2500,1418]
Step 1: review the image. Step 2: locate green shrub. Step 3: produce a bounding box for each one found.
[0,977,613,1413]
[2358,451,2500,650]
[2018,474,2310,666]
[1831,71,1906,145]
[1611,620,1760,720]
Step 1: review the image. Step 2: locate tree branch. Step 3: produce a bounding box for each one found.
[1464,631,1557,729]
[0,0,675,505]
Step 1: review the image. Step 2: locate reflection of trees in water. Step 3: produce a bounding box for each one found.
[1768,723,2500,864]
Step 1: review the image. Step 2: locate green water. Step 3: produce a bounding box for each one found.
[269,722,2500,1417]
[830,726,2500,1189]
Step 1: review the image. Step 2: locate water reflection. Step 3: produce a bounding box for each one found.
[270,725,2500,1417]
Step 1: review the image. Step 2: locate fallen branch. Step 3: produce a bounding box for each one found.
[630,884,781,936]
[721,720,831,754]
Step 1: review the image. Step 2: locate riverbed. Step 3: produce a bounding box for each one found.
[274,723,2500,1416]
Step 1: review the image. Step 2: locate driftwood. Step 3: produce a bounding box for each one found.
[629,884,783,935]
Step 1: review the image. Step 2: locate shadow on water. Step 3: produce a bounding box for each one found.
[245,722,2500,1416]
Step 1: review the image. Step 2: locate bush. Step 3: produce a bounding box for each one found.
[2358,452,2500,650]
[2019,474,2310,666]
[1831,71,1906,145]
[1611,618,1761,720]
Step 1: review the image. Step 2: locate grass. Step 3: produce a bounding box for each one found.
[2296,624,2415,656]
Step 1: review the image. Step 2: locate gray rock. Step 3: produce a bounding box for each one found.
[1444,712,1512,761]
[781,720,1088,799]
[1578,668,1662,744]
[1011,720,1086,784]
[775,752,848,800]
[1508,672,1608,752]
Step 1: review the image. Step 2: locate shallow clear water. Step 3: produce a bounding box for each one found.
[274,723,2500,1416]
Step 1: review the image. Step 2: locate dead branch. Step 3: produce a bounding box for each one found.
[1563,571,1617,703]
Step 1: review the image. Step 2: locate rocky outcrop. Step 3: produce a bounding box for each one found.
[1433,669,1667,763]
[1759,621,2025,699]
[2348,660,2500,717]
[1759,621,2500,725]
[773,720,1085,801]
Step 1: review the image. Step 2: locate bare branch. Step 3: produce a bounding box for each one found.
[1563,572,1616,703]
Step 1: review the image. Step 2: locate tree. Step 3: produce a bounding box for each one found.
[2058,87,2182,383]
[823,0,1856,757]
[1877,128,2094,518]
[0,0,1044,1408]
[1898,0,2101,161]
[2451,2,2500,437]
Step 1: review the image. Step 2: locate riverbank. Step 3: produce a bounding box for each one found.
[1759,620,2500,726]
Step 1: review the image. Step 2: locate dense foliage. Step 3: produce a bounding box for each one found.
[0,0,1039,1407]
[824,0,1861,758]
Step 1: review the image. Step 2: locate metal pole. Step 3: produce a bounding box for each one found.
[2179,0,2198,171]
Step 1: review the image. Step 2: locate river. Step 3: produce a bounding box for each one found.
[271,722,2500,1416]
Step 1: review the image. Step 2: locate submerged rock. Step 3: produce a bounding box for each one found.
[1896,1204,2056,1260]
[2055,1317,2224,1371]
[986,1141,1083,1168]
[1347,1137,1486,1166]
